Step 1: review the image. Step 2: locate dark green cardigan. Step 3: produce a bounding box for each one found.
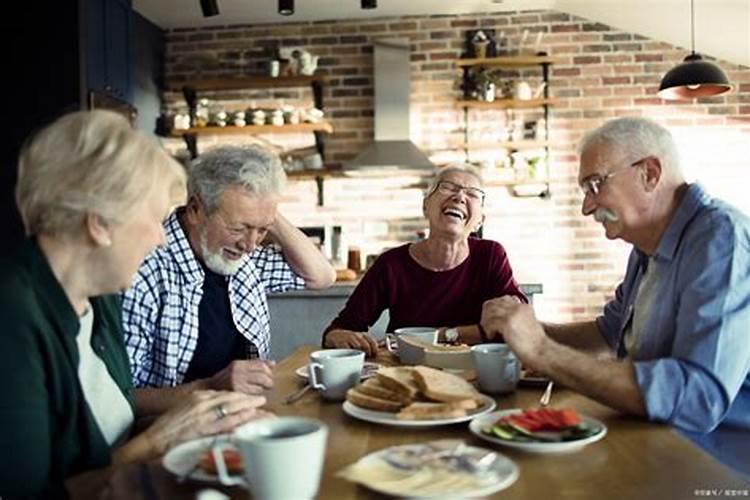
[0,239,135,499]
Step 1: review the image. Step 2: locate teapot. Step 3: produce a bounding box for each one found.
[298,51,319,76]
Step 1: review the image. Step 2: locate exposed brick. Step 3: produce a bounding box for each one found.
[583,44,612,53]
[359,24,387,33]
[310,36,338,45]
[388,22,418,31]
[582,22,611,32]
[603,33,632,42]
[602,76,631,85]
[342,77,370,86]
[541,13,571,22]
[573,56,601,65]
[451,20,478,28]
[551,24,580,33]
[340,35,368,44]
[635,54,663,62]
[188,33,214,42]
[613,43,642,52]
[430,31,454,40]
[553,67,581,77]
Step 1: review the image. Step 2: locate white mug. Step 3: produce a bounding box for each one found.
[308,349,364,400]
[215,417,328,500]
[385,327,438,365]
[471,343,521,394]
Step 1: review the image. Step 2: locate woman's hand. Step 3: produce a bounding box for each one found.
[115,390,272,463]
[324,329,378,358]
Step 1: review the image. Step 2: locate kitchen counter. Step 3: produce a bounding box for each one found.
[268,282,543,360]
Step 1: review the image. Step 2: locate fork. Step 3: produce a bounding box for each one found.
[539,380,554,407]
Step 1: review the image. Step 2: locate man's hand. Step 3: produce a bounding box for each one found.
[205,359,275,395]
[481,296,547,370]
[324,329,378,358]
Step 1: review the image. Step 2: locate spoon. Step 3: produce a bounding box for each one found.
[283,384,312,405]
[539,380,554,407]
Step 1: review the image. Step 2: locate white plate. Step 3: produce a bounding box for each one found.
[295,361,381,380]
[162,435,245,485]
[469,409,607,453]
[346,442,519,498]
[342,394,496,427]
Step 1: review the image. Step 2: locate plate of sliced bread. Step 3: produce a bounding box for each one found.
[343,365,496,427]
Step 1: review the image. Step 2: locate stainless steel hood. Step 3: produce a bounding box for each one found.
[345,38,435,173]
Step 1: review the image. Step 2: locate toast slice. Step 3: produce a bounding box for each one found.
[357,377,413,404]
[412,366,481,403]
[375,367,420,399]
[397,402,467,420]
[346,387,404,413]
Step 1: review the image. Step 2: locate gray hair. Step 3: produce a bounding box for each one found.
[425,163,484,197]
[578,117,683,181]
[187,145,287,213]
[16,110,186,237]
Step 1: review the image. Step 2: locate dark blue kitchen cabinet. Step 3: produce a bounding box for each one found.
[84,0,133,103]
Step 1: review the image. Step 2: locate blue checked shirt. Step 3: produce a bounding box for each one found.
[121,212,305,387]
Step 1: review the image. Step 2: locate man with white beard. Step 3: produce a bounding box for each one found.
[121,145,335,414]
[481,117,750,477]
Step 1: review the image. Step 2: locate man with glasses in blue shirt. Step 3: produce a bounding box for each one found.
[121,145,335,415]
[481,117,750,477]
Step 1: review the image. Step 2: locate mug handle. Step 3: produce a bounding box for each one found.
[385,333,398,354]
[308,361,326,391]
[211,442,233,486]
[506,356,521,383]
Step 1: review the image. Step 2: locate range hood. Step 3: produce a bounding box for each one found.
[345,38,435,173]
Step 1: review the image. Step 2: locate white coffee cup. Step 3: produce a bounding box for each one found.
[385,327,438,365]
[471,343,521,394]
[308,349,364,400]
[215,417,328,500]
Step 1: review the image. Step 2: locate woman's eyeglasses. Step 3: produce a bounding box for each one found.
[434,180,485,202]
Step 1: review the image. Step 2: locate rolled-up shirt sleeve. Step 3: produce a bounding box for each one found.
[635,221,750,433]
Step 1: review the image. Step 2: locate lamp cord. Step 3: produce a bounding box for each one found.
[690,0,695,54]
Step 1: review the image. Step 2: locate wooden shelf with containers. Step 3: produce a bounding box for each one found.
[168,75,335,205]
[456,54,554,197]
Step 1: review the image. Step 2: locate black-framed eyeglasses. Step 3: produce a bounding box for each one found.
[434,180,486,202]
[579,157,651,197]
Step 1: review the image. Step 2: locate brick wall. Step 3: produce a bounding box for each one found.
[161,10,750,323]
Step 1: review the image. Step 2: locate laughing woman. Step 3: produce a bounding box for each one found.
[0,111,270,499]
[323,164,527,356]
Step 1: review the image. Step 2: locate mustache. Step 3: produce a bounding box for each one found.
[593,208,619,223]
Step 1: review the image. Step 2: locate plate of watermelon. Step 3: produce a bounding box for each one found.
[469,408,606,453]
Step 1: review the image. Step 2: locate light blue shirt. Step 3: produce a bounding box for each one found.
[597,184,750,476]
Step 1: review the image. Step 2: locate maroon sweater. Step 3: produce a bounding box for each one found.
[324,238,526,336]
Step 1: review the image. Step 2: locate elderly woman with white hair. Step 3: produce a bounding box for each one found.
[323,164,527,356]
[0,111,270,499]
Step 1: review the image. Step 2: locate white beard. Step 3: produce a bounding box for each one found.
[199,230,246,276]
[594,207,619,223]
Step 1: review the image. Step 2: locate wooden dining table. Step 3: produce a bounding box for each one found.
[67,345,748,499]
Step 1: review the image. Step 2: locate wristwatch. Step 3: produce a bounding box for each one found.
[444,327,460,344]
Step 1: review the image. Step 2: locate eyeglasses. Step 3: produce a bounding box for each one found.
[433,180,485,202]
[579,157,651,197]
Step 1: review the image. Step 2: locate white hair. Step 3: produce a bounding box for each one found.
[578,117,683,181]
[425,163,484,197]
[187,145,287,213]
[16,110,186,237]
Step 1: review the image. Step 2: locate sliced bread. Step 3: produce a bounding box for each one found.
[345,387,404,413]
[397,402,467,420]
[357,377,413,404]
[376,367,420,399]
[412,366,480,403]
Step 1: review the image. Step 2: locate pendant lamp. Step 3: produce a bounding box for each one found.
[278,0,294,16]
[658,0,731,99]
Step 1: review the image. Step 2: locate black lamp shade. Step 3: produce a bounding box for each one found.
[658,53,732,100]
[278,0,294,15]
[200,0,219,17]
[362,0,377,8]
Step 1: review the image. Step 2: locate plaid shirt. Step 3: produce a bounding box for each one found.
[121,212,305,387]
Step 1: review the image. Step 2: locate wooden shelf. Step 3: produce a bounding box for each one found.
[170,122,333,137]
[458,140,552,150]
[456,98,556,110]
[456,55,555,68]
[167,75,327,92]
